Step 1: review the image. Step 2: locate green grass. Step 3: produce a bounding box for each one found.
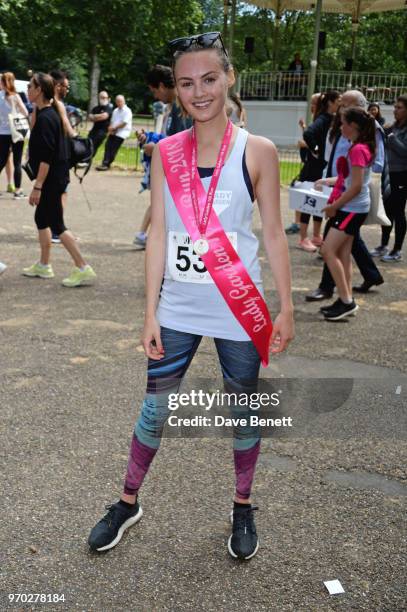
[93,141,141,169]
[279,160,301,186]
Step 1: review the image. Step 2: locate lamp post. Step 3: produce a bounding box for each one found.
[223,0,230,41]
[228,0,237,61]
[306,0,323,125]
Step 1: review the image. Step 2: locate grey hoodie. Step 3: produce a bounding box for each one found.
[386,123,407,172]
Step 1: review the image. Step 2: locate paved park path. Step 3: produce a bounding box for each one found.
[0,169,406,611]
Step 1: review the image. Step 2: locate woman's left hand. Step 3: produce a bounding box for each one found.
[270,311,295,354]
[322,204,336,218]
[29,188,41,207]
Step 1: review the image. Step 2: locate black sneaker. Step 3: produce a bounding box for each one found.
[370,245,388,257]
[305,288,333,302]
[228,505,259,560]
[381,250,402,262]
[321,298,354,314]
[323,298,358,320]
[14,191,27,200]
[88,501,143,552]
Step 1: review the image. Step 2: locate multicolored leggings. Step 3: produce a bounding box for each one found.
[124,326,262,500]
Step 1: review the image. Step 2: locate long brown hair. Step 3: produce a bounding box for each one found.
[1,72,17,96]
[314,89,341,119]
[229,92,243,115]
[342,106,376,157]
[32,72,68,134]
[329,104,343,143]
[173,43,232,74]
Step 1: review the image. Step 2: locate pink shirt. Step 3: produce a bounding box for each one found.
[330,143,373,213]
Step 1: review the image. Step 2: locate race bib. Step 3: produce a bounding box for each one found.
[168,231,238,284]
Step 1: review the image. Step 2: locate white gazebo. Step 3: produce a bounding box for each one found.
[230,0,407,122]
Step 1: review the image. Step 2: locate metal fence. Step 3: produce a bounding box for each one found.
[92,140,301,187]
[239,70,407,103]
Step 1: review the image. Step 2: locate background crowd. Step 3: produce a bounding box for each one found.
[0,65,406,315]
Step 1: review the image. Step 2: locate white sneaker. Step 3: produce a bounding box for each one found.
[0,262,7,275]
[133,232,147,247]
[381,250,402,262]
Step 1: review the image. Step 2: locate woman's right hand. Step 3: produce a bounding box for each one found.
[314,179,324,192]
[141,316,164,360]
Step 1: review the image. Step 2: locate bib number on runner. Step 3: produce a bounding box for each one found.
[168,231,237,284]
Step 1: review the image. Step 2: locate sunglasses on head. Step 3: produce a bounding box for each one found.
[169,31,227,56]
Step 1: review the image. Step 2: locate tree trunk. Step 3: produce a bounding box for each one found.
[88,46,100,113]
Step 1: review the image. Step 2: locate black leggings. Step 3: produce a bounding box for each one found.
[381,171,407,251]
[0,135,24,189]
[300,213,323,224]
[102,134,124,167]
[34,179,68,236]
[88,129,107,158]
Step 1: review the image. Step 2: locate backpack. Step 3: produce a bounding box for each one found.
[69,136,94,183]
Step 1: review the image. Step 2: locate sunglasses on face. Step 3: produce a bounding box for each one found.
[168,31,227,56]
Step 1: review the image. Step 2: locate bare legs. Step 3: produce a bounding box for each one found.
[321,228,354,302]
[38,228,86,268]
[300,218,322,242]
[59,231,86,268]
[39,228,52,265]
[6,154,13,187]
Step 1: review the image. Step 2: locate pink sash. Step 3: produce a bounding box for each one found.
[159,129,273,366]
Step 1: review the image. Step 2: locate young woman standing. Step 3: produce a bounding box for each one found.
[23,73,96,287]
[88,33,294,560]
[315,107,376,320]
[0,72,29,199]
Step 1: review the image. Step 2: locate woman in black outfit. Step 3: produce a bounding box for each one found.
[371,95,407,262]
[297,90,341,252]
[23,72,96,287]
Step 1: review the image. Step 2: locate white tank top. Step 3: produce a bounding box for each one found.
[156,128,264,341]
[0,92,12,135]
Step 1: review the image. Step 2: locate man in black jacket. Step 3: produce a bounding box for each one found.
[88,91,113,158]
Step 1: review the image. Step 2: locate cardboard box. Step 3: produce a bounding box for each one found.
[289,181,332,218]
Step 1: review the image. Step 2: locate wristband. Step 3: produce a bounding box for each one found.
[33,187,42,191]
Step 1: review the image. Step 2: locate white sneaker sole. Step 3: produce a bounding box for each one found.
[62,274,96,287]
[324,304,359,321]
[228,510,259,560]
[23,271,54,279]
[95,506,143,552]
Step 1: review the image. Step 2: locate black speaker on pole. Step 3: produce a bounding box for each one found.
[244,37,255,54]
[318,31,326,50]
